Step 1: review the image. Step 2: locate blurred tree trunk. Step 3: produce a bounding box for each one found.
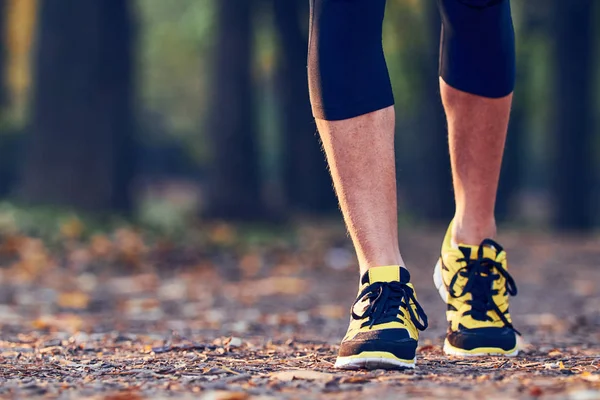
[273,0,336,214]
[0,0,7,108]
[496,3,539,222]
[20,0,135,212]
[205,0,263,220]
[0,0,19,198]
[410,1,453,222]
[552,1,595,231]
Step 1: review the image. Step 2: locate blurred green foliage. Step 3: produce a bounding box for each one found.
[137,0,215,162]
[134,0,597,181]
[0,0,598,228]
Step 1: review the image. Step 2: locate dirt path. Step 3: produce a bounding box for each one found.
[0,226,598,399]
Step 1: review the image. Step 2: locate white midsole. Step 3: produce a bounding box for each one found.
[443,339,519,357]
[334,356,416,370]
[433,259,449,304]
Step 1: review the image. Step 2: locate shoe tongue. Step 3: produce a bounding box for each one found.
[458,243,497,260]
[361,265,410,285]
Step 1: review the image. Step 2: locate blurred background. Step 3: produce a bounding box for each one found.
[0,3,599,387]
[0,0,598,234]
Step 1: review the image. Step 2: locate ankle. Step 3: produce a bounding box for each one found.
[452,218,496,246]
[358,254,405,276]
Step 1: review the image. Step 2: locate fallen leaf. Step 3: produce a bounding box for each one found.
[270,370,337,382]
[14,238,53,278]
[568,390,600,400]
[341,376,371,384]
[239,252,262,278]
[90,234,113,257]
[60,217,84,240]
[32,314,83,332]
[104,390,144,400]
[58,291,90,309]
[200,391,248,400]
[157,279,188,301]
[418,344,437,352]
[314,304,346,319]
[209,223,237,245]
[580,371,600,382]
[142,345,153,353]
[114,228,147,267]
[529,386,543,397]
[226,277,309,302]
[544,362,563,369]
[226,337,242,348]
[0,234,26,256]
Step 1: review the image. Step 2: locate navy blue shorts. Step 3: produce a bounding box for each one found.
[308,0,515,121]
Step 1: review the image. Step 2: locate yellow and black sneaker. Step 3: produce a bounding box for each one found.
[334,265,428,370]
[433,224,519,356]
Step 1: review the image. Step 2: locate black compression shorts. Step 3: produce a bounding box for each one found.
[308,0,516,121]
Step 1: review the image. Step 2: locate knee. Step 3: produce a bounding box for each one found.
[308,0,394,121]
[438,0,515,98]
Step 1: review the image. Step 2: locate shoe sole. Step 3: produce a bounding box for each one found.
[433,260,520,357]
[334,351,416,370]
[443,339,519,357]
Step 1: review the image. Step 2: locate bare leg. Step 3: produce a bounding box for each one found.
[317,106,403,275]
[441,78,513,245]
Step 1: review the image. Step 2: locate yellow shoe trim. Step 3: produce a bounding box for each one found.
[344,322,418,342]
[368,266,400,283]
[442,220,454,250]
[334,351,415,370]
[443,339,518,357]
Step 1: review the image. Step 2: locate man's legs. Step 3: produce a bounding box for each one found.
[437,0,516,245]
[433,0,520,356]
[316,108,404,275]
[308,0,402,274]
[308,0,428,369]
[443,83,512,244]
[309,0,516,270]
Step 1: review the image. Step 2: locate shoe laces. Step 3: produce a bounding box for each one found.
[448,238,519,334]
[351,280,428,331]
